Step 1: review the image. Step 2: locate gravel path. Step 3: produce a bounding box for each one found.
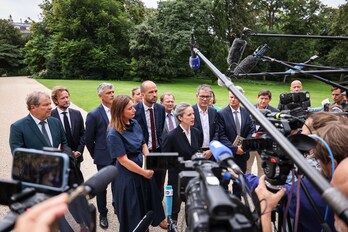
[0,76,187,231]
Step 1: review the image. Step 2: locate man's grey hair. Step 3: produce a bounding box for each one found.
[26,91,50,110]
[174,102,191,121]
[97,83,113,94]
[235,86,245,94]
[196,84,213,95]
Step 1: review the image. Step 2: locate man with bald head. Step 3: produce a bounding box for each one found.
[278,80,311,111]
[134,80,167,228]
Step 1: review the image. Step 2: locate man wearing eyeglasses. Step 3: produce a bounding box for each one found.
[192,84,218,159]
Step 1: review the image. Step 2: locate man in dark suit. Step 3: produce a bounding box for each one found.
[134,80,167,229]
[160,92,178,140]
[51,86,85,170]
[192,84,218,159]
[248,90,279,176]
[85,83,115,229]
[10,91,68,154]
[217,86,256,198]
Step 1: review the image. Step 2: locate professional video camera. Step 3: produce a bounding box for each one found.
[242,131,316,192]
[146,152,260,232]
[0,148,116,232]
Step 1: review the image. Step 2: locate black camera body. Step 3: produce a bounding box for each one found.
[280,91,310,111]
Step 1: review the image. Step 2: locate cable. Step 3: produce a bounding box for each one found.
[309,134,335,227]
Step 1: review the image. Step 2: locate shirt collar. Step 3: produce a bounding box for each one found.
[30,113,46,125]
[101,104,110,113]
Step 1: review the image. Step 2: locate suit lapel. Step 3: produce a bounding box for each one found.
[98,104,109,125]
[27,115,50,146]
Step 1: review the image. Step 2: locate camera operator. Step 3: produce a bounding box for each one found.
[247,120,348,231]
[14,193,68,232]
[277,80,308,111]
[162,102,203,223]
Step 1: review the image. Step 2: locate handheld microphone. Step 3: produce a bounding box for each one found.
[227,38,247,65]
[209,140,243,174]
[189,33,200,70]
[68,165,117,202]
[132,211,154,232]
[233,44,269,76]
[165,185,173,217]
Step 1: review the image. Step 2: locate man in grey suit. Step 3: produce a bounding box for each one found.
[160,92,177,140]
[51,86,85,170]
[9,91,68,154]
[85,83,115,229]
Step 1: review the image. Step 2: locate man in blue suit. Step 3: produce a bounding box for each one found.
[85,83,115,229]
[51,86,85,170]
[248,89,279,176]
[134,80,167,229]
[10,91,68,154]
[217,86,256,198]
[192,84,218,159]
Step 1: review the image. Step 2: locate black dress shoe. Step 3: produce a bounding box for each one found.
[99,215,108,229]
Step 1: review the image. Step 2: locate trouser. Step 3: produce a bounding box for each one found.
[96,164,115,215]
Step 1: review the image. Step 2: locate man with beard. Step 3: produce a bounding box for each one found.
[51,86,85,170]
[134,80,167,229]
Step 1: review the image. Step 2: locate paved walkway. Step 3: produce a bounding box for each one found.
[0,76,183,231]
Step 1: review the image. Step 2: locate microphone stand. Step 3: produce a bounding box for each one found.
[233,69,348,78]
[261,55,348,92]
[192,46,348,225]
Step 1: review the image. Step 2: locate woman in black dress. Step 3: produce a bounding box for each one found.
[162,102,203,222]
[106,95,164,232]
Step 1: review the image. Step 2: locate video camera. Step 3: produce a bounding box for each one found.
[0,148,98,232]
[146,152,259,232]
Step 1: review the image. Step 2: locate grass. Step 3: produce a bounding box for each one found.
[37,78,332,112]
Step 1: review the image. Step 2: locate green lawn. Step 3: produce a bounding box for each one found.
[37,78,332,112]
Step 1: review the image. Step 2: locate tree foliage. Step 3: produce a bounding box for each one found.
[0,19,24,74]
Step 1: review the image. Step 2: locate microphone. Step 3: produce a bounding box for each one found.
[132,211,154,232]
[68,165,117,202]
[233,44,269,76]
[165,185,173,217]
[259,109,293,119]
[209,140,243,175]
[227,38,247,65]
[189,33,200,70]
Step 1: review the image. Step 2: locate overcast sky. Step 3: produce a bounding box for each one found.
[0,0,346,22]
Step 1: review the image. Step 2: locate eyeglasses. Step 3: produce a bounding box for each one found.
[198,95,211,100]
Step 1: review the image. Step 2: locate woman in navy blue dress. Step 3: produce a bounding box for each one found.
[106,95,165,232]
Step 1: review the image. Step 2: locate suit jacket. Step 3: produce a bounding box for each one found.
[85,104,113,165]
[192,104,218,147]
[9,115,68,154]
[254,104,279,113]
[162,125,202,185]
[162,126,202,161]
[161,111,180,141]
[217,105,256,154]
[134,102,166,150]
[51,108,85,162]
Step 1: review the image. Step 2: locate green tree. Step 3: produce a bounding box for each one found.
[0,19,24,74]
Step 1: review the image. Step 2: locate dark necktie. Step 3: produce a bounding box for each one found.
[39,120,52,147]
[167,113,175,131]
[234,111,241,135]
[148,108,156,150]
[62,112,74,148]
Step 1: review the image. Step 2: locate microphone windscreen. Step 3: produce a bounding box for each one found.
[209,140,233,161]
[233,55,258,76]
[84,165,117,195]
[227,38,246,65]
[189,56,200,70]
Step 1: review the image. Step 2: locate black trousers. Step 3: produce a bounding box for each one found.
[96,164,115,215]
